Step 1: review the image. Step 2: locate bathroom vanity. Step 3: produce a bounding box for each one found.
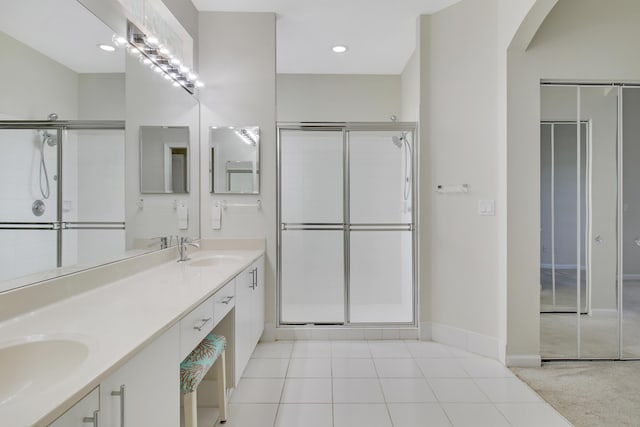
[0,242,265,426]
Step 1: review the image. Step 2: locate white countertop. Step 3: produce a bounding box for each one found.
[0,248,264,426]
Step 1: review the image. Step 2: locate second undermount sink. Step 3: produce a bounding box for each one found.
[188,254,245,267]
[0,338,89,405]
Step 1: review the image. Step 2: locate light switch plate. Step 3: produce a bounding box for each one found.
[478,200,495,216]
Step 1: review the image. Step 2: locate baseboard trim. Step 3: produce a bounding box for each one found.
[428,322,506,363]
[506,355,542,367]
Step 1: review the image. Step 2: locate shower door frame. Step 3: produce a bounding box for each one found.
[0,120,126,269]
[276,122,419,328]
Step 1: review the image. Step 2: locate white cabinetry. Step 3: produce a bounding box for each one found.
[49,387,100,427]
[100,324,180,427]
[234,255,265,385]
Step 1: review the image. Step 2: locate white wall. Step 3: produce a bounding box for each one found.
[401,49,420,122]
[125,55,200,248]
[277,74,401,122]
[0,31,79,120]
[420,0,501,348]
[507,0,640,357]
[198,12,277,323]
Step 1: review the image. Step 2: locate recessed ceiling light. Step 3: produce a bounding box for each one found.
[332,45,348,54]
[98,44,116,52]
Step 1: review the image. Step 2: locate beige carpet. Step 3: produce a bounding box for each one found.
[512,362,640,427]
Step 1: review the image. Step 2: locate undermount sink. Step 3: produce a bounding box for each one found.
[189,254,245,267]
[0,338,89,405]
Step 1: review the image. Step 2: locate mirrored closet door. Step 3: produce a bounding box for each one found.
[540,83,640,360]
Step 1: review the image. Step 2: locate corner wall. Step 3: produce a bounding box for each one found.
[419,0,503,359]
[198,12,277,327]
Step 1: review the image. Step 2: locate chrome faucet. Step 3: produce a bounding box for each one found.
[177,236,199,262]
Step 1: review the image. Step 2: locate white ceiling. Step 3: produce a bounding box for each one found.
[0,0,124,74]
[193,0,462,75]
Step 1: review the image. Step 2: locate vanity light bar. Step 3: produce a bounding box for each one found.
[126,21,203,94]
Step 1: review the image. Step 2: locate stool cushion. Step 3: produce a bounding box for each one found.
[180,333,226,395]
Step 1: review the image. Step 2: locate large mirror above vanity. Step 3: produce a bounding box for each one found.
[210,126,260,194]
[0,0,200,293]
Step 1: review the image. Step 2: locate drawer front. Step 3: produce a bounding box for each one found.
[179,296,214,361]
[213,279,236,326]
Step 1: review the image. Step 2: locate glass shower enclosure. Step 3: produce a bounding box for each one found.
[0,120,125,287]
[277,123,417,326]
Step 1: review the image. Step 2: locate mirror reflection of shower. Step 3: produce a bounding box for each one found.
[37,113,59,201]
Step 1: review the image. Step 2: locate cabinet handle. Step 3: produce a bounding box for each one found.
[111,385,125,427]
[193,317,212,331]
[249,269,256,289]
[253,267,258,288]
[82,410,99,427]
[221,295,234,304]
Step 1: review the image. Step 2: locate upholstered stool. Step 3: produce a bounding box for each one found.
[180,334,228,426]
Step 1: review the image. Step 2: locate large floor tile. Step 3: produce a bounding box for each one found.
[496,403,573,427]
[332,341,372,358]
[333,404,392,427]
[474,378,542,403]
[229,378,285,403]
[281,378,333,403]
[458,358,515,378]
[368,341,412,358]
[252,342,294,358]
[374,358,423,378]
[243,358,290,378]
[379,378,437,403]
[214,404,278,427]
[387,403,453,427]
[333,378,385,403]
[332,358,377,378]
[287,358,332,378]
[441,403,511,427]
[274,404,333,427]
[406,341,453,358]
[427,379,490,403]
[292,341,332,358]
[415,358,469,378]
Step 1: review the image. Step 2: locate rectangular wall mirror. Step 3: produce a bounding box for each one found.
[210,126,260,194]
[140,125,190,194]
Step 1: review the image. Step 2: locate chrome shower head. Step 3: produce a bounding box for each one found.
[42,131,57,147]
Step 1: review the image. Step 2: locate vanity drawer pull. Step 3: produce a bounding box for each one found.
[193,317,212,331]
[110,385,125,427]
[82,410,99,427]
[221,296,234,304]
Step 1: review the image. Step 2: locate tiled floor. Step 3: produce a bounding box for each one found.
[218,340,572,427]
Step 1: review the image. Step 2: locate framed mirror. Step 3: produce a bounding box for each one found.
[210,126,260,194]
[140,126,190,194]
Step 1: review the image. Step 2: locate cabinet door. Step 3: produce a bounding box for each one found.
[49,387,99,427]
[234,264,254,385]
[252,256,265,345]
[101,324,180,427]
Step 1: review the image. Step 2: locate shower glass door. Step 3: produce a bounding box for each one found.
[0,128,59,283]
[349,131,414,323]
[278,124,416,326]
[61,129,125,268]
[279,130,345,324]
